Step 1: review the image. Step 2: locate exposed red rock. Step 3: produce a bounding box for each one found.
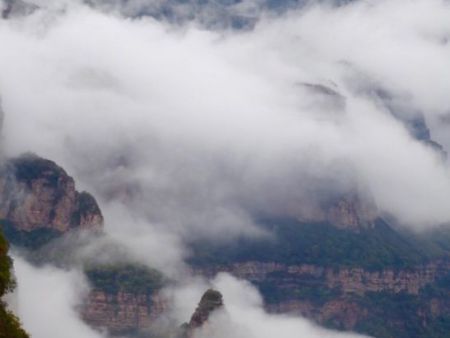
[193,261,449,295]
[0,153,103,233]
[188,289,223,329]
[81,290,167,334]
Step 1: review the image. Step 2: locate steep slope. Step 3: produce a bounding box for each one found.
[80,218,450,338]
[82,264,166,335]
[188,219,450,338]
[0,153,103,248]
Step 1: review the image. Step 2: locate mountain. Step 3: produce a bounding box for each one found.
[0,153,103,248]
[0,153,449,338]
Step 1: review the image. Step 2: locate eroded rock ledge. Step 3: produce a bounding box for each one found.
[0,153,103,233]
[193,261,450,295]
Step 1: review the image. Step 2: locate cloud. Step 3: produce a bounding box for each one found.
[10,255,107,338]
[1,0,450,234]
[168,273,370,338]
[9,256,369,338]
[1,1,449,338]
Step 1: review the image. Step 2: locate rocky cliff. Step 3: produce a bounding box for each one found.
[79,259,450,336]
[193,261,450,295]
[81,288,224,336]
[187,289,223,330]
[194,261,450,336]
[81,290,167,334]
[0,151,446,338]
[0,153,103,234]
[324,194,377,231]
[81,264,166,334]
[179,289,224,338]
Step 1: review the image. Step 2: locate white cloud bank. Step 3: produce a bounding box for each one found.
[11,256,106,338]
[169,273,369,338]
[1,0,450,236]
[1,0,449,338]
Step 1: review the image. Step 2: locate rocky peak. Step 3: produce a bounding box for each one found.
[0,153,103,233]
[188,289,223,329]
[325,193,377,231]
[180,289,224,338]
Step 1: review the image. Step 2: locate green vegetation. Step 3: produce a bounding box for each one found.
[0,231,29,338]
[188,217,450,338]
[353,288,450,338]
[0,231,14,297]
[0,219,61,250]
[85,264,165,295]
[189,218,450,270]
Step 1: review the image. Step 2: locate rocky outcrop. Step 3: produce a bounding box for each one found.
[80,261,449,335]
[81,290,167,334]
[325,194,377,231]
[81,288,224,336]
[193,261,450,295]
[291,193,378,231]
[190,261,450,335]
[0,153,103,233]
[179,289,224,338]
[324,265,439,294]
[187,289,223,329]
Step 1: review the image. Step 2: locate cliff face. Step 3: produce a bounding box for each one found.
[193,261,448,295]
[81,264,166,334]
[266,298,367,330]
[193,261,450,336]
[325,194,377,231]
[0,153,103,233]
[80,260,450,336]
[81,290,167,334]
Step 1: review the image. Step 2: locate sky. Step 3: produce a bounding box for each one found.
[1,0,450,337]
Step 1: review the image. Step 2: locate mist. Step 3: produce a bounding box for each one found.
[169,273,369,338]
[9,255,370,338]
[1,0,450,337]
[1,0,450,236]
[11,256,107,338]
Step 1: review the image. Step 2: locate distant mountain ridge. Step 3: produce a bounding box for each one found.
[0,153,449,338]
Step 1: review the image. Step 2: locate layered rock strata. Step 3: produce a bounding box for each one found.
[0,153,103,233]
